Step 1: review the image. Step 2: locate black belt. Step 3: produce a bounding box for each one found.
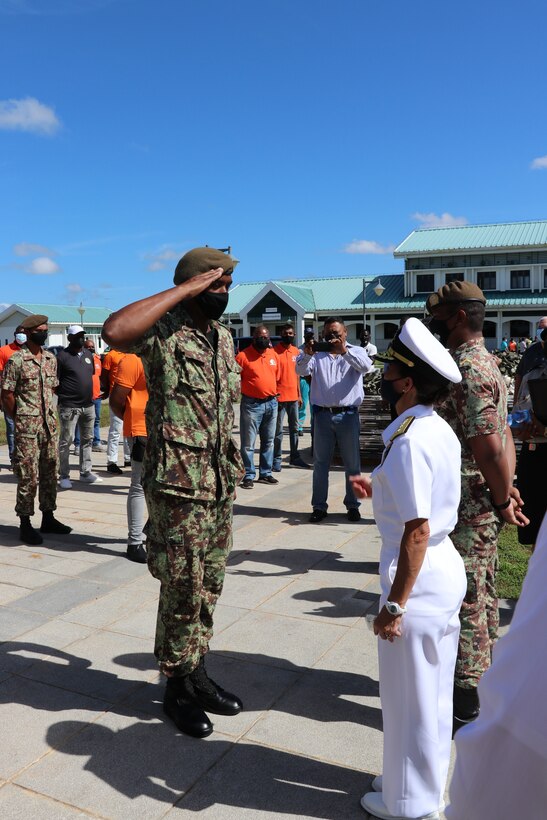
[243,394,278,402]
[315,405,357,414]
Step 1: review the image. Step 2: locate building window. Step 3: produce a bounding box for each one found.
[483,320,497,338]
[510,270,530,289]
[544,269,547,288]
[477,271,497,291]
[416,274,434,293]
[445,272,462,284]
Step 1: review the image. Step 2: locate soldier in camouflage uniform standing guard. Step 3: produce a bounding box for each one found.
[1,315,72,546]
[426,282,528,734]
[103,247,244,738]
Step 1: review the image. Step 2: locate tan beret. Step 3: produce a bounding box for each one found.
[427,280,486,313]
[20,314,48,329]
[173,247,239,285]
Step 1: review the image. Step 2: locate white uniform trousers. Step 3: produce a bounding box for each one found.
[378,538,466,818]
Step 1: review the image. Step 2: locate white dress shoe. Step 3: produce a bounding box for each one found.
[360,791,439,820]
[369,778,445,811]
[59,478,72,490]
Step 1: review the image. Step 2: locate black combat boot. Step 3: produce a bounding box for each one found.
[453,683,480,736]
[40,510,72,535]
[188,655,243,716]
[163,676,213,738]
[19,516,43,546]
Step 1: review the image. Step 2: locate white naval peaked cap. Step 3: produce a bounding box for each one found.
[381,317,462,384]
[67,324,85,335]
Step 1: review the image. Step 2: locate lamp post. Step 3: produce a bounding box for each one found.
[78,301,85,327]
[362,278,386,339]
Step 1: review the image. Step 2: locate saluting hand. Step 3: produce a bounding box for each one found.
[177,268,224,301]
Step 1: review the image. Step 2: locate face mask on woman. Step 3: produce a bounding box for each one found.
[380,376,406,406]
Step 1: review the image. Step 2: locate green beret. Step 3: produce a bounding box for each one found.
[426,280,486,313]
[20,314,48,329]
[173,247,239,285]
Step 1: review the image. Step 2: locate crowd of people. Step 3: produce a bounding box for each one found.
[0,248,546,819]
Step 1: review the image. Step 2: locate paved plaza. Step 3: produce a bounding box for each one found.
[0,423,465,820]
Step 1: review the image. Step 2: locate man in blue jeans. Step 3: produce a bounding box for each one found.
[296,317,374,522]
[236,326,280,489]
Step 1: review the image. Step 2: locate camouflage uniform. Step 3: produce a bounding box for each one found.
[129,305,244,677]
[437,338,507,689]
[2,348,59,516]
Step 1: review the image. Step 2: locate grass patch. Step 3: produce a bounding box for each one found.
[497,525,533,599]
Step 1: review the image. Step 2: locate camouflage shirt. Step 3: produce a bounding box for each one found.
[2,347,59,435]
[129,305,244,501]
[437,338,507,524]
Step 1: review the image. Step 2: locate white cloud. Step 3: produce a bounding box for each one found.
[342,239,395,255]
[26,256,61,275]
[146,247,181,271]
[65,283,83,293]
[0,97,61,135]
[531,155,547,170]
[412,212,468,228]
[13,241,56,257]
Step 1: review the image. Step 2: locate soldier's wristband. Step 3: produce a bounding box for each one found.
[492,497,511,511]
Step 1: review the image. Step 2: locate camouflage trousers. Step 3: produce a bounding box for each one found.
[145,491,233,677]
[13,421,58,517]
[451,517,503,689]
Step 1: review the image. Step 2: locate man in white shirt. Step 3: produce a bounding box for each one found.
[296,317,373,523]
[360,329,378,359]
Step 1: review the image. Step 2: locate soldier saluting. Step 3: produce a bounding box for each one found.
[102,247,244,739]
[1,314,72,545]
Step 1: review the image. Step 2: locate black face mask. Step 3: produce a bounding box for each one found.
[195,290,229,320]
[254,337,270,350]
[380,377,405,406]
[427,316,454,347]
[281,335,294,345]
[28,330,48,346]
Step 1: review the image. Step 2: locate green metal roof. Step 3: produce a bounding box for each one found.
[16,303,111,324]
[277,283,316,311]
[395,220,547,256]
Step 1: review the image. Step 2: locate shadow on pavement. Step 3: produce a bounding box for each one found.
[228,546,378,578]
[0,524,127,558]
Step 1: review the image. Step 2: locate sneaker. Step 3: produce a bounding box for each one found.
[72,446,80,456]
[124,460,132,468]
[79,472,103,484]
[106,462,123,474]
[59,477,72,490]
[92,443,107,452]
[272,465,282,473]
[240,478,254,489]
[309,508,327,523]
[347,508,361,522]
[127,543,147,564]
[290,457,311,469]
[256,475,279,484]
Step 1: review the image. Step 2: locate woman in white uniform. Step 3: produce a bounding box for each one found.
[351,318,467,820]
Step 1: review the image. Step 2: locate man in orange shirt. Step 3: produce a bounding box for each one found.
[109,353,149,563]
[273,323,309,471]
[0,325,27,465]
[236,325,280,489]
[100,347,131,472]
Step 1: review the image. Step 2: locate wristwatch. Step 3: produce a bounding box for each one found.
[385,600,407,616]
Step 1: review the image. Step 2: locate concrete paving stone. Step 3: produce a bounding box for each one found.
[0,676,110,780]
[218,568,296,610]
[257,578,377,626]
[9,577,111,616]
[210,610,347,671]
[15,708,236,820]
[0,582,30,605]
[0,563,64,590]
[227,546,330,577]
[105,599,158,640]
[166,739,371,819]
[312,621,380,677]
[0,784,92,818]
[123,653,301,737]
[78,555,148,586]
[0,620,95,674]
[60,586,155,629]
[19,629,157,703]
[209,603,249,635]
[0,608,49,643]
[246,666,383,772]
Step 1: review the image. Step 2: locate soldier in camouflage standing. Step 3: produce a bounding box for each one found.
[426,282,528,734]
[102,247,244,738]
[1,314,72,546]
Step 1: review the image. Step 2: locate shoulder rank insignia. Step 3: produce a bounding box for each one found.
[381,416,415,465]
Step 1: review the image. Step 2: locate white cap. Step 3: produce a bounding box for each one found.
[67,324,85,336]
[379,317,462,384]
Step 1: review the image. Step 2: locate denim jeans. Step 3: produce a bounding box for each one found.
[3,412,15,460]
[126,436,147,545]
[107,408,131,464]
[58,405,95,478]
[273,400,300,470]
[240,395,278,480]
[74,398,102,447]
[311,406,361,511]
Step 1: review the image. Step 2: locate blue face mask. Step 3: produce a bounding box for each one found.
[537,327,546,342]
[15,333,27,345]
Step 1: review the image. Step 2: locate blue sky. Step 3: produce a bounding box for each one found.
[1,0,547,312]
